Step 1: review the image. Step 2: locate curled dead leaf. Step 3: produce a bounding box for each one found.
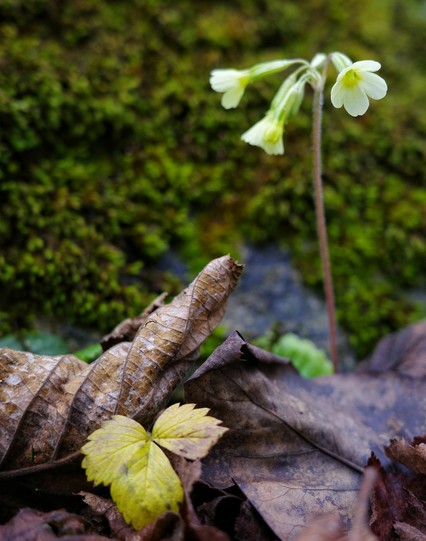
[100,292,168,351]
[294,514,345,541]
[0,256,242,476]
[393,522,426,541]
[385,437,426,475]
[358,320,426,377]
[0,507,110,541]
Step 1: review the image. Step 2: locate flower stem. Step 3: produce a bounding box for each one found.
[312,65,339,372]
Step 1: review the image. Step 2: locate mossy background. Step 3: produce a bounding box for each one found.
[0,0,425,358]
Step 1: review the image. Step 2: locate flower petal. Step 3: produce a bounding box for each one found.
[221,86,245,109]
[241,115,284,155]
[330,80,345,108]
[263,138,284,155]
[210,69,240,92]
[241,120,267,149]
[311,53,326,68]
[331,52,353,73]
[343,86,369,117]
[359,72,388,100]
[351,60,381,73]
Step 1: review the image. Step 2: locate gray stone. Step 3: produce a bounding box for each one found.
[221,244,355,370]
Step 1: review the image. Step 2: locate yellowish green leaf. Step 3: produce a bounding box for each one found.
[110,440,183,530]
[81,415,184,530]
[82,415,149,486]
[152,402,228,459]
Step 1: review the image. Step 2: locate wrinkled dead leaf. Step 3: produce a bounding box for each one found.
[369,447,426,541]
[184,330,426,540]
[0,256,242,478]
[172,455,231,541]
[294,469,379,541]
[81,492,132,539]
[393,522,426,541]
[358,320,426,377]
[100,292,168,351]
[82,492,183,541]
[385,437,426,475]
[0,507,110,540]
[191,480,274,541]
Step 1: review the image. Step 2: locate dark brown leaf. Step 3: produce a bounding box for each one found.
[293,514,345,541]
[234,500,279,541]
[369,453,426,541]
[80,493,131,540]
[385,438,426,475]
[184,332,426,540]
[81,492,183,541]
[393,522,426,541]
[358,320,426,376]
[0,508,111,540]
[169,454,231,541]
[0,256,242,478]
[295,467,379,541]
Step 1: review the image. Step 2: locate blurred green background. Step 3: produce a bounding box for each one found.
[0,0,425,358]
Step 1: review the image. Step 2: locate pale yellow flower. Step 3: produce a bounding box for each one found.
[210,69,250,109]
[210,59,307,109]
[241,112,285,155]
[331,60,387,117]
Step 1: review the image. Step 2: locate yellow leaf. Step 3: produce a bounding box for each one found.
[82,415,148,486]
[110,440,183,530]
[81,415,183,530]
[152,402,228,459]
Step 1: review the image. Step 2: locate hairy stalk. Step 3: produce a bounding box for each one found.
[312,65,339,372]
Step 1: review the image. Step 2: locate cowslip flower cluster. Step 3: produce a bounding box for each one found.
[210,51,387,154]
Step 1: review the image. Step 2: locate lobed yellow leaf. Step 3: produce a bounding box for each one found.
[81,415,149,486]
[110,440,183,530]
[81,415,184,530]
[152,403,228,459]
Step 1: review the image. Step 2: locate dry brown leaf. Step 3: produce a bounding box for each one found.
[0,255,242,477]
[369,448,426,541]
[0,507,111,541]
[294,468,379,541]
[100,292,168,351]
[358,320,426,376]
[184,331,426,541]
[81,492,184,541]
[393,522,426,541]
[385,438,426,475]
[294,514,345,541]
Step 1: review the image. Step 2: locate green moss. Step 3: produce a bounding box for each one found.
[0,0,425,357]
